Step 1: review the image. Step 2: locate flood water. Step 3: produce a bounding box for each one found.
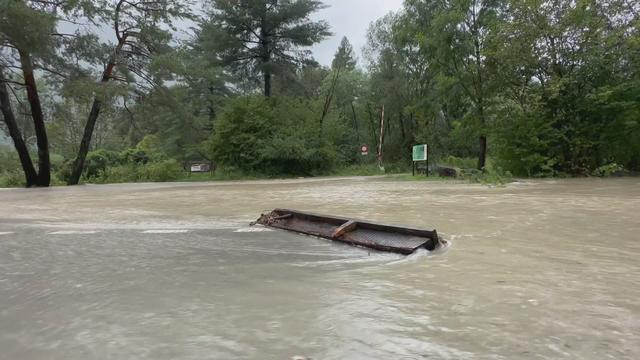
[0,177,639,359]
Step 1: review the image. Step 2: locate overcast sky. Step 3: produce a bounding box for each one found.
[310,0,404,66]
[58,0,405,68]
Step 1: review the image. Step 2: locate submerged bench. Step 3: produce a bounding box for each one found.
[254,209,445,255]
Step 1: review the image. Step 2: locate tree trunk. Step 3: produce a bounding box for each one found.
[264,70,272,97]
[398,110,406,140]
[320,67,341,133]
[260,9,272,98]
[377,105,385,168]
[0,67,38,187]
[18,49,50,187]
[366,104,378,150]
[68,100,104,185]
[68,36,126,185]
[350,101,360,144]
[478,135,487,170]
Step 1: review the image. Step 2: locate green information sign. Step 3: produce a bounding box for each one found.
[412,144,428,161]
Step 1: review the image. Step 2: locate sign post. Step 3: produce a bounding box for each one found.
[412,144,428,177]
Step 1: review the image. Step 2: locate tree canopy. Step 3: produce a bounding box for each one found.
[199,0,331,96]
[2,0,639,188]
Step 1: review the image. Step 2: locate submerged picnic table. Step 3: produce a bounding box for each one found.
[254,209,445,255]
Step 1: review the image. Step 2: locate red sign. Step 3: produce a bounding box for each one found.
[360,145,369,155]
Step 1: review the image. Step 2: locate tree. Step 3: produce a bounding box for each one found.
[331,36,356,71]
[0,0,61,187]
[67,0,191,185]
[489,0,640,175]
[0,67,38,186]
[431,0,505,170]
[201,0,331,97]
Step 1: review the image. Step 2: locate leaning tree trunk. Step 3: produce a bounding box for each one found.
[68,36,126,185]
[18,49,50,187]
[0,67,38,187]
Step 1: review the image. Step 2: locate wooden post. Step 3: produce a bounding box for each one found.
[425,144,429,177]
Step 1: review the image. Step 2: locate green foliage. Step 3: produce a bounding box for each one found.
[0,1,56,55]
[119,148,151,165]
[84,149,120,178]
[200,0,331,95]
[209,96,276,171]
[90,159,182,184]
[210,96,341,176]
[462,167,513,186]
[0,170,24,187]
[0,145,20,171]
[592,163,625,178]
[2,0,639,187]
[439,156,477,170]
[0,145,24,187]
[79,146,165,182]
[332,36,357,71]
[332,164,385,177]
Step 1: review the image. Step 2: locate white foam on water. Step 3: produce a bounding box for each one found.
[234,227,274,233]
[142,229,190,234]
[49,231,100,235]
[384,248,436,266]
[0,232,14,235]
[294,252,401,267]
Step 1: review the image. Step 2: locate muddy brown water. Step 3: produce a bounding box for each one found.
[0,177,638,359]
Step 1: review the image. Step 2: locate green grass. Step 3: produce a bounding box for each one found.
[385,173,455,182]
[330,164,386,176]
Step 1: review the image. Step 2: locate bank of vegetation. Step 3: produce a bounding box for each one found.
[1,0,638,188]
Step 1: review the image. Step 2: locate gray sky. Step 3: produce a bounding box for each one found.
[310,0,404,66]
[57,0,404,68]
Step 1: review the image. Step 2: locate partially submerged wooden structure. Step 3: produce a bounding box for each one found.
[254,209,444,255]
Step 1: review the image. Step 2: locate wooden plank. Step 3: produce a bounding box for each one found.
[331,220,357,239]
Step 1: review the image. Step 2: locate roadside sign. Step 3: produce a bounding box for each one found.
[412,144,427,161]
[361,144,369,156]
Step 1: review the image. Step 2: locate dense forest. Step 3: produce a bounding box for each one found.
[1,0,638,187]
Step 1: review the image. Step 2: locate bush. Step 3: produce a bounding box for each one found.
[91,159,182,184]
[438,155,476,169]
[0,171,25,187]
[210,96,340,176]
[592,163,625,177]
[120,135,169,164]
[85,149,120,178]
[119,148,151,165]
[462,166,513,186]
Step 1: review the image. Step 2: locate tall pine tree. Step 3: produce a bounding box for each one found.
[331,36,357,71]
[201,0,331,97]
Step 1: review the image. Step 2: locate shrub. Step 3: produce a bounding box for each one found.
[210,96,340,176]
[592,163,625,177]
[119,148,151,165]
[85,149,120,178]
[462,167,513,186]
[129,135,168,163]
[0,171,25,187]
[92,159,182,184]
[439,155,477,169]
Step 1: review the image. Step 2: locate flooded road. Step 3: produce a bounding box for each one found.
[0,177,639,359]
